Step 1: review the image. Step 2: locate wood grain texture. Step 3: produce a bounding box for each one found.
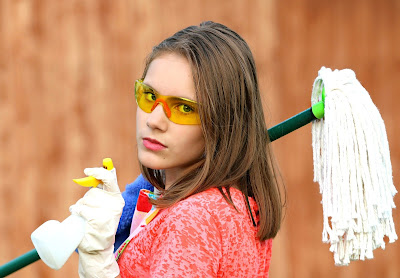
[0,0,398,277]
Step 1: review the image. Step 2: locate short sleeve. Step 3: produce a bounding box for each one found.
[149,202,222,278]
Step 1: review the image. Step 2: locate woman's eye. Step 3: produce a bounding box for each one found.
[144,92,156,101]
[177,104,194,113]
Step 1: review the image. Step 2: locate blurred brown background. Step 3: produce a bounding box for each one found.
[0,0,399,277]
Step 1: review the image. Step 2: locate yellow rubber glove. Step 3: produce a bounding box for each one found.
[70,167,125,278]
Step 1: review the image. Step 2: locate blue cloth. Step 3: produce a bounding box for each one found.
[114,174,154,252]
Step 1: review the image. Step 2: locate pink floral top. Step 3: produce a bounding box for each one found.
[117,187,272,277]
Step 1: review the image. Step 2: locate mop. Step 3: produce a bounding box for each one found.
[0,67,397,276]
[311,67,397,266]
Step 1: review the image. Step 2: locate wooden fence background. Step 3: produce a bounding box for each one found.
[0,0,399,277]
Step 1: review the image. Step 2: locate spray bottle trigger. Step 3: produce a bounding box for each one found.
[73,158,114,187]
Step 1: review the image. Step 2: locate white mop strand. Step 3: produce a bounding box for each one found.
[311,67,397,266]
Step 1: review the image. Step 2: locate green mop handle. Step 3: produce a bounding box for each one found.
[0,100,325,277]
[268,100,324,142]
[269,86,325,142]
[0,249,40,277]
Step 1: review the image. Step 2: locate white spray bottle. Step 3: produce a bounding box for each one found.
[30,158,113,270]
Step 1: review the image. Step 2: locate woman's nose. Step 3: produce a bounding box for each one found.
[146,103,169,131]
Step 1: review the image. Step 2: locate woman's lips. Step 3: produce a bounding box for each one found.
[143,138,166,151]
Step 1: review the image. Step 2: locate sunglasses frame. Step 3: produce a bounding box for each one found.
[135,79,201,125]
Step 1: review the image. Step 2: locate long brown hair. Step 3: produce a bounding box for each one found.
[139,21,284,241]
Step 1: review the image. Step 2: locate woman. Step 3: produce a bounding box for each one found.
[71,21,284,277]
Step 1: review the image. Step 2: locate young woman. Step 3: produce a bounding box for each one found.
[71,21,284,278]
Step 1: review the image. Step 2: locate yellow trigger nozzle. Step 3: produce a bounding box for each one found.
[73,158,114,187]
[102,158,114,170]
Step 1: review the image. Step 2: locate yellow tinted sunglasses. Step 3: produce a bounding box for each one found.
[135,79,201,125]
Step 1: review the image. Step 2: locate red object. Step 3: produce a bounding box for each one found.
[136,190,153,212]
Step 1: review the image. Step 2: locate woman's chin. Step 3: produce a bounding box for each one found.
[138,157,166,170]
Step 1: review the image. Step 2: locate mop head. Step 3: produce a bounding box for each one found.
[311,67,397,266]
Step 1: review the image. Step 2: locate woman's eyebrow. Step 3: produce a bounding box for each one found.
[142,81,157,92]
[142,81,196,102]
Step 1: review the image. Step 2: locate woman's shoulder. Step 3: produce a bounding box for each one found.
[149,189,224,250]
[181,187,226,203]
[162,187,253,226]
[161,188,225,220]
[173,187,244,212]
[152,187,257,236]
[148,188,271,276]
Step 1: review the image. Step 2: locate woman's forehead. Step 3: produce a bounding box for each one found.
[144,53,196,100]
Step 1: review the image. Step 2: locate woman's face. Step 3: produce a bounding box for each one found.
[136,53,205,188]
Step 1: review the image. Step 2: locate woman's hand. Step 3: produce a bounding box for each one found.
[70,167,125,278]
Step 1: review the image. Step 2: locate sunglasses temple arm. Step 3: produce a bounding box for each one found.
[268,101,324,142]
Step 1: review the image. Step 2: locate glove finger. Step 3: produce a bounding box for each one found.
[69,197,87,215]
[84,167,120,193]
[69,189,124,219]
[69,203,81,216]
[82,188,124,211]
[71,199,122,231]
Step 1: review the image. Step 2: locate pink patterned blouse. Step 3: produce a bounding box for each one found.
[117,187,272,277]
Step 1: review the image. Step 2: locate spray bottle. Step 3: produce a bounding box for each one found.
[30,158,114,270]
